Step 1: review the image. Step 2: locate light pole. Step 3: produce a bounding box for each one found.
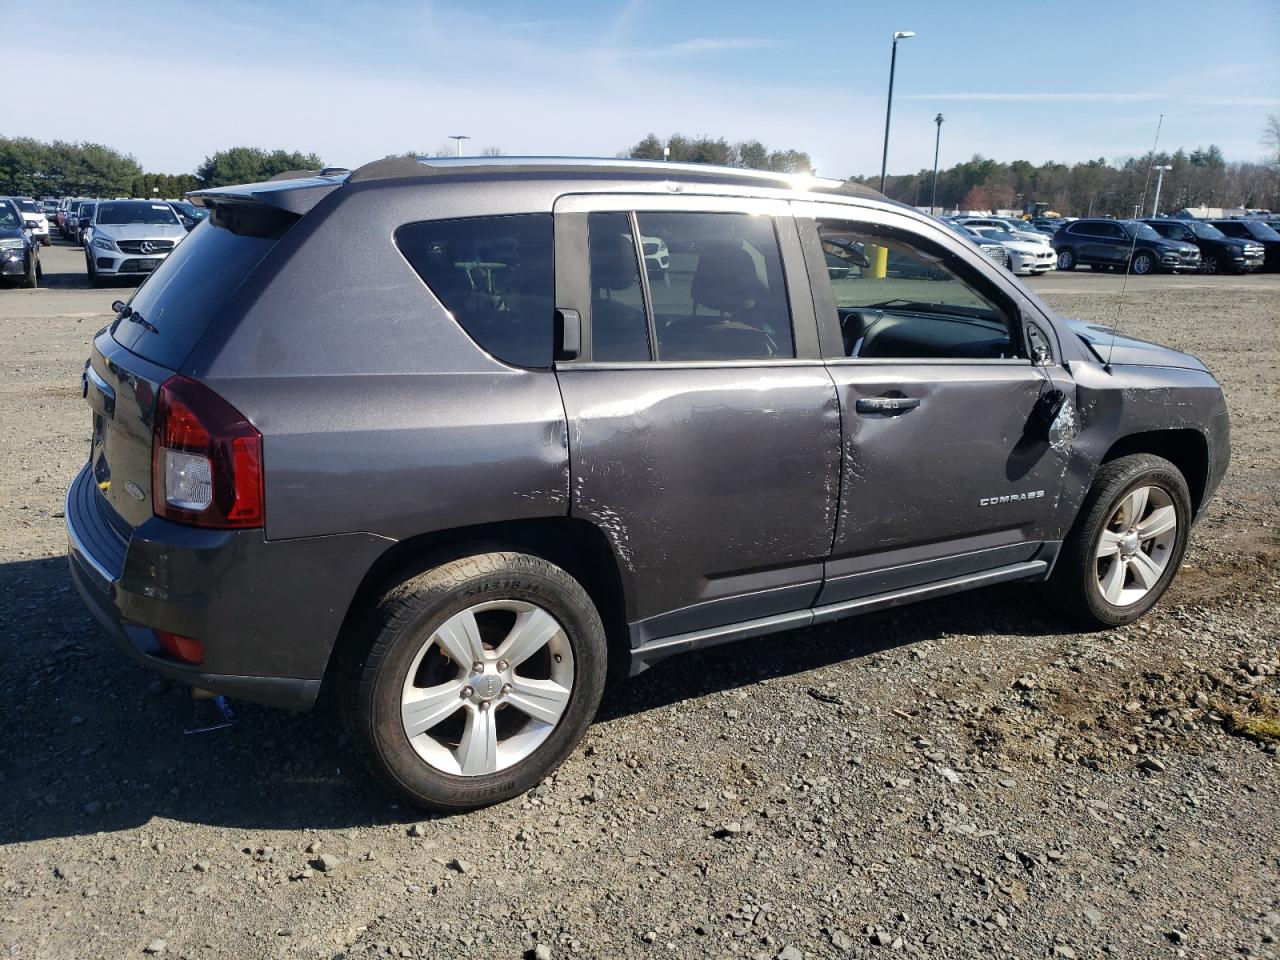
[930,113,945,215]
[449,135,470,157]
[878,30,916,194]
[1151,164,1173,217]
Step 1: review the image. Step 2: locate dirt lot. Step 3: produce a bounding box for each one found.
[1,241,1277,960]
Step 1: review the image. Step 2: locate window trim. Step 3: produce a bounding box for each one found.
[793,202,1044,366]
[552,193,822,365]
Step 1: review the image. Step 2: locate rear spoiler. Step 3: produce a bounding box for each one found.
[186,172,348,216]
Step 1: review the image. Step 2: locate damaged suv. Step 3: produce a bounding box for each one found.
[67,158,1230,810]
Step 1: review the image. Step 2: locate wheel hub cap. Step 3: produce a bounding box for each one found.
[1119,532,1141,557]
[470,670,505,702]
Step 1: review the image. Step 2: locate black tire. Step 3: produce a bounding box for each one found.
[1130,251,1155,275]
[345,551,607,811]
[1044,454,1192,628]
[87,256,104,288]
[22,250,37,289]
[1199,254,1220,275]
[1056,247,1076,270]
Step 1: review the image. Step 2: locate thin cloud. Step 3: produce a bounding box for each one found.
[906,92,1277,107]
[600,37,775,59]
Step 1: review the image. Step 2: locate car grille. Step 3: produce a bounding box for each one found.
[981,246,1005,262]
[116,239,176,254]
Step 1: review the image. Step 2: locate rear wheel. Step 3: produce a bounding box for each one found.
[1045,454,1191,628]
[345,552,608,811]
[1056,248,1076,270]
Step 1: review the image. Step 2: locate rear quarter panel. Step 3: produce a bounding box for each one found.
[183,179,570,542]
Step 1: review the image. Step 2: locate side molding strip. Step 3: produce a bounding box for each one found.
[628,560,1048,675]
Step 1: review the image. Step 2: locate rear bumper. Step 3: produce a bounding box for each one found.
[65,463,392,711]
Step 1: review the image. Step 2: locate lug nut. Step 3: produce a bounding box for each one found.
[472,661,484,674]
[501,683,512,695]
[479,701,490,712]
[554,654,562,663]
[460,686,474,699]
[496,660,508,672]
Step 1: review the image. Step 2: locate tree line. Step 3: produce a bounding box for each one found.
[5,118,1278,215]
[860,144,1279,216]
[0,137,327,196]
[623,133,813,174]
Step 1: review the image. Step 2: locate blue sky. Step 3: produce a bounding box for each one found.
[4,0,1278,176]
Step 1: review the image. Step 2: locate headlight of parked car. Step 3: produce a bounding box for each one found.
[93,236,118,252]
[0,238,25,250]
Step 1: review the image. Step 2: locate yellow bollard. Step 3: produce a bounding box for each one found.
[868,243,888,279]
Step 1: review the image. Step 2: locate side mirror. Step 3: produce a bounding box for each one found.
[1025,323,1052,365]
[554,308,581,361]
[24,220,39,230]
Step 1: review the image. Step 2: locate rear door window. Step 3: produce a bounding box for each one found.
[633,212,793,361]
[112,203,295,369]
[397,214,555,368]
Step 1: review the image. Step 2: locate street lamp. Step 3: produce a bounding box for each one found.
[878,30,916,194]
[449,135,470,157]
[930,113,945,215]
[1151,164,1173,217]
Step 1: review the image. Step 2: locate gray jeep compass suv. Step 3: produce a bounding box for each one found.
[67,157,1230,811]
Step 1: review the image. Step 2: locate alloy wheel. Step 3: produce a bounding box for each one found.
[1095,485,1178,606]
[400,600,574,776]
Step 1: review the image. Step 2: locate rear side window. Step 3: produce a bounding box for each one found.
[112,203,295,369]
[397,214,555,368]
[586,211,793,362]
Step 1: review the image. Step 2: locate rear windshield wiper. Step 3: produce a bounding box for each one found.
[125,308,159,335]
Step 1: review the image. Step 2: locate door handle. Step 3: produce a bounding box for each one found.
[855,396,920,415]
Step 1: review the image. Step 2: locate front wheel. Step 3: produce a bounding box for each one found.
[22,250,38,289]
[345,552,608,811]
[1130,251,1155,275]
[1044,454,1191,628]
[1056,248,1076,270]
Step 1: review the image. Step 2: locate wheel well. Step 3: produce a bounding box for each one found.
[326,517,631,688]
[1101,429,1209,513]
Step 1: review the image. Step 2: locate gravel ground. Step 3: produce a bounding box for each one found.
[1,242,1277,960]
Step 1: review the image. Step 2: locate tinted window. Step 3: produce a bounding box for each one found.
[1243,220,1280,240]
[1132,223,1163,242]
[633,212,793,361]
[398,214,555,368]
[1186,221,1224,240]
[1213,221,1246,238]
[587,212,650,361]
[97,201,180,225]
[112,204,295,369]
[815,220,1018,361]
[14,199,39,213]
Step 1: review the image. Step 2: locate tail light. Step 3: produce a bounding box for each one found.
[151,375,263,528]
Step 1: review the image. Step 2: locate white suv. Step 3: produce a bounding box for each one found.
[85,200,188,286]
[8,198,50,246]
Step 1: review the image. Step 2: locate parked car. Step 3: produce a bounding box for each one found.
[940,220,1011,268]
[0,198,41,288]
[67,200,97,246]
[40,198,60,218]
[1030,218,1070,235]
[66,157,1230,811]
[85,199,189,286]
[5,197,50,246]
[1209,218,1280,271]
[167,199,211,231]
[1052,218,1200,274]
[953,216,1051,247]
[57,197,85,238]
[1143,218,1264,274]
[968,225,1056,276]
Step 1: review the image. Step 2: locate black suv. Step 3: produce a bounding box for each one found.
[66,158,1230,810]
[1142,218,1265,274]
[1052,218,1200,274]
[1210,218,1280,271]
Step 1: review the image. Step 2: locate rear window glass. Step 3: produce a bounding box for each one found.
[396,214,555,368]
[112,204,295,369]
